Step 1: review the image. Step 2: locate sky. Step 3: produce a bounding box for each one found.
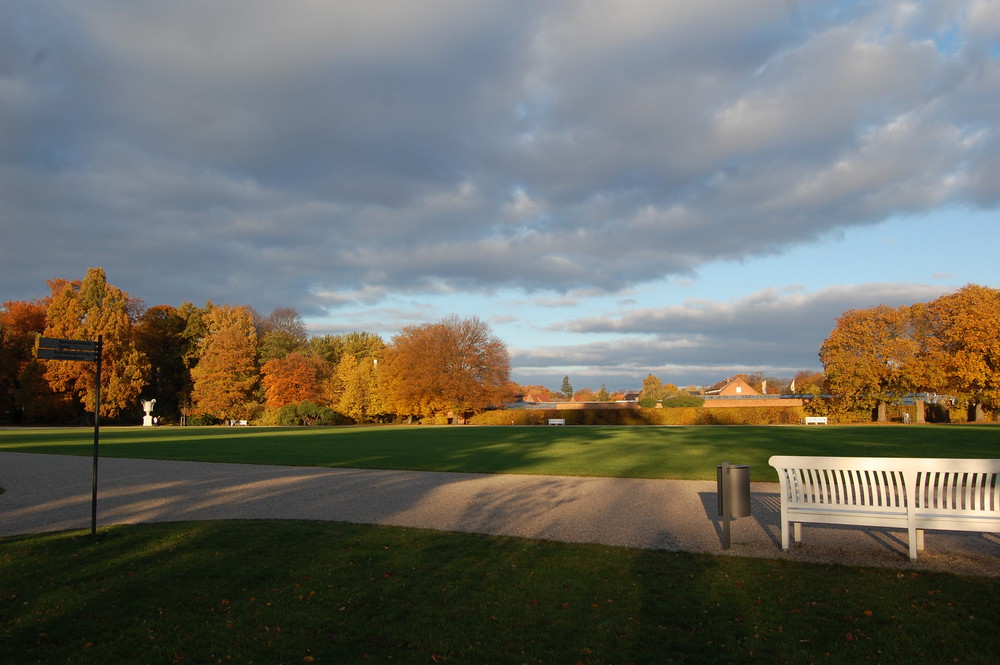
[2,1,998,392]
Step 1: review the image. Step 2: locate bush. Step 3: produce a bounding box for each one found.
[469,405,817,426]
[260,402,346,426]
[662,395,705,408]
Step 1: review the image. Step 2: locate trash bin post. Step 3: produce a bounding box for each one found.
[721,461,732,549]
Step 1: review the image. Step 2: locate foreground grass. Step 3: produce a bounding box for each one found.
[1,424,998,481]
[2,521,997,665]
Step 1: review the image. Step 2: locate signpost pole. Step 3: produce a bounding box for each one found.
[38,336,102,536]
[91,335,102,536]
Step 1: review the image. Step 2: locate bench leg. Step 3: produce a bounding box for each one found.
[916,529,924,551]
[907,526,919,560]
[792,522,802,545]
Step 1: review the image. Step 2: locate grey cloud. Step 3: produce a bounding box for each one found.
[2,1,997,313]
[513,283,953,387]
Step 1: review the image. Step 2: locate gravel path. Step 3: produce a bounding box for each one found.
[2,452,998,576]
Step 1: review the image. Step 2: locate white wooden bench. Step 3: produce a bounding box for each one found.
[547,418,566,426]
[802,416,828,425]
[768,455,1000,560]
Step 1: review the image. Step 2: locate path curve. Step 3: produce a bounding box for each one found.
[1,452,998,576]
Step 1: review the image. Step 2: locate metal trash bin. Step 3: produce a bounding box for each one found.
[717,463,751,518]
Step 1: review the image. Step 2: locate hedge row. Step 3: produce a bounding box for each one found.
[469,406,809,426]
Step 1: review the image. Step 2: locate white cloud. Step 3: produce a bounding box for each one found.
[2,2,997,388]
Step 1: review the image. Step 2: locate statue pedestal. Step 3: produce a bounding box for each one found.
[143,415,155,427]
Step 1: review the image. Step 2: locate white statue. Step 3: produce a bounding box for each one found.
[141,399,157,427]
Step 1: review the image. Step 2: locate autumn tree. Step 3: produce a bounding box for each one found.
[0,299,49,422]
[519,384,557,401]
[190,304,259,421]
[333,353,382,422]
[923,284,1000,415]
[790,371,826,395]
[261,351,323,408]
[640,373,664,403]
[42,268,150,419]
[820,304,922,420]
[383,315,511,420]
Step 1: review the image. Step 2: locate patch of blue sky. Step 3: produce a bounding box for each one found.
[674,207,997,303]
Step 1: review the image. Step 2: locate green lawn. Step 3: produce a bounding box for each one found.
[2,521,997,665]
[1,423,998,481]
[3,424,999,664]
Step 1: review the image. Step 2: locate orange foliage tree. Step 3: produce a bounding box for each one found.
[0,299,50,420]
[261,351,324,408]
[820,304,922,418]
[42,268,150,418]
[821,284,1000,420]
[923,284,1000,413]
[382,315,511,420]
[190,304,259,421]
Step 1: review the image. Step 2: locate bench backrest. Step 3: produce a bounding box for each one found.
[769,456,1000,515]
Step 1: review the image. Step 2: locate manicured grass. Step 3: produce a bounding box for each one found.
[1,424,998,481]
[2,520,997,665]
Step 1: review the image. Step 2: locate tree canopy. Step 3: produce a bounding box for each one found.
[42,268,150,418]
[5,270,999,425]
[820,285,1000,417]
[383,315,512,419]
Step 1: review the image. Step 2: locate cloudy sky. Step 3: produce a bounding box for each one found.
[3,1,998,391]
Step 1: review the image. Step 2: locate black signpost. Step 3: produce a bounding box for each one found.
[37,336,103,536]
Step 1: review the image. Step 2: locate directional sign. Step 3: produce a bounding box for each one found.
[37,337,100,362]
[37,347,99,361]
[39,337,99,351]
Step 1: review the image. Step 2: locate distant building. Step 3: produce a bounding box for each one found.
[703,376,758,396]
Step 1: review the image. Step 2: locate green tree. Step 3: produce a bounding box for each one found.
[259,307,308,362]
[134,305,192,422]
[42,268,150,419]
[560,375,573,400]
[663,394,704,408]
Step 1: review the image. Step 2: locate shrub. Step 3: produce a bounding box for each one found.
[185,413,219,426]
[662,395,704,408]
[696,406,806,425]
[259,402,346,426]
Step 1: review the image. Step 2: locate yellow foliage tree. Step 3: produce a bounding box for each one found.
[42,268,150,418]
[924,284,1000,412]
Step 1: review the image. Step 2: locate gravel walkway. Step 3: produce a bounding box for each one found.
[2,452,998,576]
